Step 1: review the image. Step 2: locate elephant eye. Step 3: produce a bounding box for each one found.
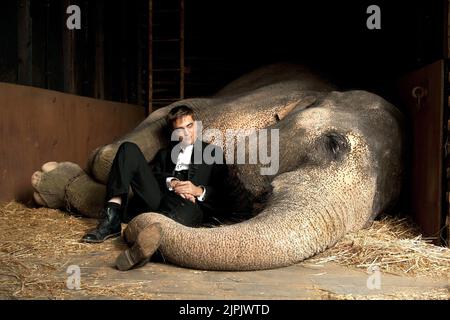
[320,132,350,161]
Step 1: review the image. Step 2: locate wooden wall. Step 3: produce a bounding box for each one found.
[0,0,149,107]
[0,82,145,203]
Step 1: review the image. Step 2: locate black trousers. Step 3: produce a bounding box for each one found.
[105,142,203,227]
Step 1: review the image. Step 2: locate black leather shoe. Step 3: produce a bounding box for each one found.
[81,205,122,243]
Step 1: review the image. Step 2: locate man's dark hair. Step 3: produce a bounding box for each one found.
[166,105,196,127]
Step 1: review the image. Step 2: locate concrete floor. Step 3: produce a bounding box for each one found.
[58,250,449,300]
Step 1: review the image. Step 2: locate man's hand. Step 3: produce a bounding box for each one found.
[174,181,203,198]
[170,178,181,189]
[179,193,196,203]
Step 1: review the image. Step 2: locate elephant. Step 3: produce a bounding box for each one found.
[31,63,403,271]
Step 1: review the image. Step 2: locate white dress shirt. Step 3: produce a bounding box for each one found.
[165,144,206,201]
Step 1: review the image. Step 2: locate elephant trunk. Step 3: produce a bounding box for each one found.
[133,164,376,271]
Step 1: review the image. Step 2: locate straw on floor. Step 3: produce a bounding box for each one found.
[0,201,448,299]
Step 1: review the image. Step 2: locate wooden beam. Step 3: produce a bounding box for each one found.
[147,0,153,115]
[180,0,185,99]
[17,0,32,85]
[136,1,144,107]
[81,0,90,96]
[94,0,105,99]
[119,0,128,103]
[44,0,50,88]
[445,0,449,58]
[62,0,76,94]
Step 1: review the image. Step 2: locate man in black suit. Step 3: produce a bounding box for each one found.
[81,105,228,244]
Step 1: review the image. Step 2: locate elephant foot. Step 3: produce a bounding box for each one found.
[115,223,162,271]
[31,161,84,209]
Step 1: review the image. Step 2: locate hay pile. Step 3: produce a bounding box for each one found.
[0,201,155,299]
[309,215,450,279]
[0,201,449,299]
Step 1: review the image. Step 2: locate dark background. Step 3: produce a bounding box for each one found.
[0,0,446,107]
[189,0,445,96]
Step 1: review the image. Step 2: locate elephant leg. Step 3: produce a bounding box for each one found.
[31,162,84,209]
[65,174,107,218]
[88,106,172,184]
[31,161,107,218]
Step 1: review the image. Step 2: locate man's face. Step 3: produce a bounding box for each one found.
[172,115,197,145]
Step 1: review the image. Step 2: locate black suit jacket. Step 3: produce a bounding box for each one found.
[149,139,229,216]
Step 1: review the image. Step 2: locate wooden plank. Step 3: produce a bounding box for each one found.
[45,0,64,92]
[62,0,76,94]
[79,0,90,96]
[446,0,449,58]
[94,0,105,100]
[119,0,129,103]
[0,82,145,203]
[147,0,153,115]
[44,0,51,88]
[28,0,46,88]
[397,60,445,245]
[180,0,185,99]
[136,1,144,107]
[17,0,32,85]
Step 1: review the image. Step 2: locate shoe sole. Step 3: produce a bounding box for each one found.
[115,223,162,271]
[81,231,121,243]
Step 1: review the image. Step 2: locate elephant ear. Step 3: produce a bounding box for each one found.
[274,96,317,122]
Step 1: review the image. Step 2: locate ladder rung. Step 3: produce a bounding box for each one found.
[153,38,180,42]
[153,68,181,72]
[154,81,178,84]
[152,98,182,101]
[154,9,180,13]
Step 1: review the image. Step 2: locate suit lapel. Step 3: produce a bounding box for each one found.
[188,140,203,181]
[167,141,179,175]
